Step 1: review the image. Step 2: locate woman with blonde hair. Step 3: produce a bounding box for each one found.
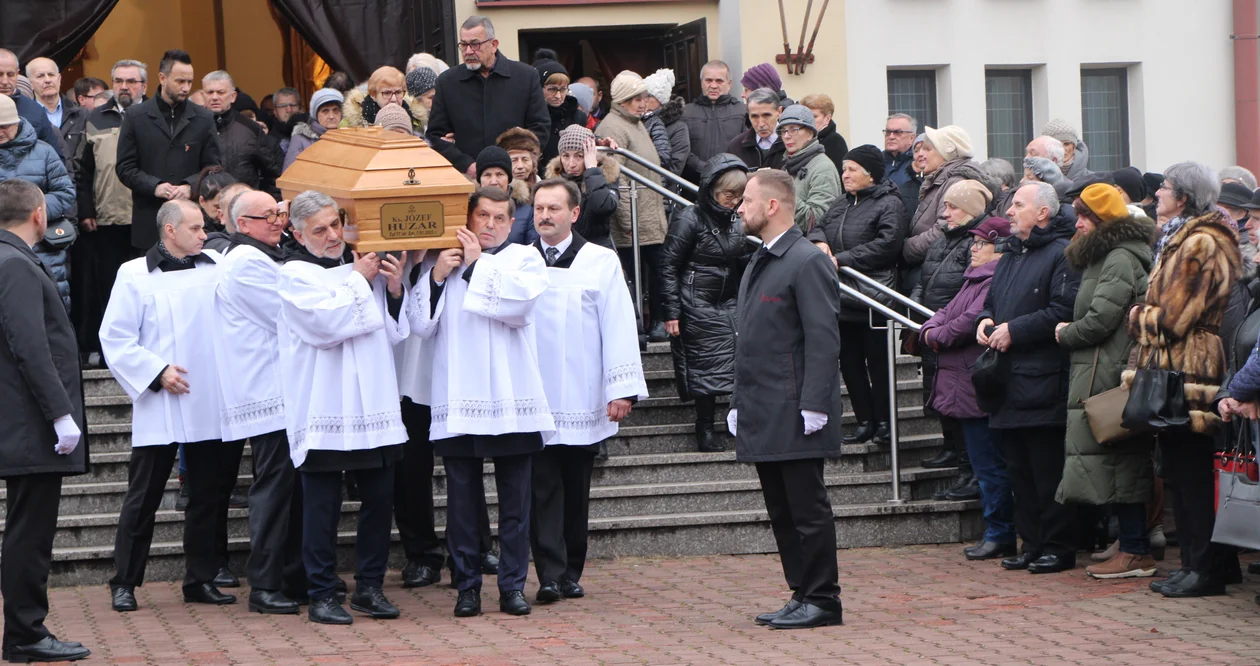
[340,66,426,131]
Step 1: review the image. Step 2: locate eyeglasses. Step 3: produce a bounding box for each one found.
[779,126,808,137]
[543,85,567,96]
[242,212,282,224]
[458,39,490,52]
[275,102,299,110]
[972,239,993,249]
[377,88,404,100]
[882,129,913,136]
[113,78,143,86]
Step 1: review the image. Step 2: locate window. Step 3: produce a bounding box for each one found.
[1081,68,1130,171]
[887,70,936,129]
[985,70,1033,172]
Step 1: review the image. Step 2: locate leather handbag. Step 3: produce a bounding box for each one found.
[1212,424,1260,549]
[1081,348,1135,444]
[971,347,1008,414]
[40,218,77,251]
[1121,348,1189,431]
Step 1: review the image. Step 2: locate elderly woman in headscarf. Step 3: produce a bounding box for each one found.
[341,66,426,132]
[901,125,986,292]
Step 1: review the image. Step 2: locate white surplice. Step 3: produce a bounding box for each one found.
[277,261,409,468]
[535,241,648,445]
[411,244,555,441]
[213,244,285,441]
[100,252,223,447]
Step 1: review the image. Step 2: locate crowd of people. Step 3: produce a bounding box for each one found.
[1,9,1259,663]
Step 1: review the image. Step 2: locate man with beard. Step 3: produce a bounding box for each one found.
[201,71,282,196]
[72,59,147,368]
[115,49,221,251]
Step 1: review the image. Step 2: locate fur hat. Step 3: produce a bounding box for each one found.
[776,104,816,133]
[643,69,675,106]
[497,127,541,158]
[476,145,513,183]
[1041,118,1080,144]
[405,66,437,99]
[842,145,885,184]
[375,103,412,134]
[309,88,344,115]
[741,63,781,93]
[944,179,993,218]
[610,70,646,104]
[1080,183,1129,223]
[923,125,974,161]
[558,124,594,154]
[568,82,594,112]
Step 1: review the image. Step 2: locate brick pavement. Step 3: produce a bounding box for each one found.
[41,545,1260,665]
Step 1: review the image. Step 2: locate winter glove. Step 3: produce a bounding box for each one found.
[726,408,738,437]
[53,414,81,455]
[802,410,828,436]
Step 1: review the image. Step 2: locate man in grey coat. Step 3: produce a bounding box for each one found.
[728,169,844,630]
[0,179,91,662]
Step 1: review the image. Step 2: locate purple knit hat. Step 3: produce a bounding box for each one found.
[741,63,781,92]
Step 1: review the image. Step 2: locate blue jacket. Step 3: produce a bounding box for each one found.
[0,120,76,309]
[11,94,64,159]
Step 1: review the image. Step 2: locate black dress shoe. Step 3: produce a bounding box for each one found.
[402,561,441,588]
[945,476,981,501]
[1150,568,1189,594]
[308,596,353,625]
[872,422,891,445]
[111,586,138,612]
[696,425,726,453]
[499,589,532,616]
[560,579,585,599]
[536,582,561,603]
[1001,552,1041,571]
[966,541,1017,561]
[1160,571,1226,598]
[350,586,400,619]
[454,589,482,617]
[841,422,875,444]
[213,567,240,588]
[1027,553,1076,574]
[481,551,500,575]
[248,589,300,615]
[755,599,801,625]
[934,473,974,501]
[768,602,843,629]
[183,583,236,605]
[2,637,91,663]
[921,449,959,469]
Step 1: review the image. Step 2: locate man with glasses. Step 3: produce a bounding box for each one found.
[426,15,549,179]
[201,70,283,195]
[882,113,918,189]
[269,87,304,155]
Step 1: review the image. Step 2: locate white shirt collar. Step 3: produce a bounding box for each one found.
[763,228,790,251]
[542,232,573,259]
[756,133,775,150]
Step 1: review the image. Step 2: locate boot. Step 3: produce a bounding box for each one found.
[841,422,875,444]
[944,475,980,501]
[872,422,891,445]
[921,449,959,469]
[695,397,724,453]
[934,473,973,501]
[1148,524,1166,561]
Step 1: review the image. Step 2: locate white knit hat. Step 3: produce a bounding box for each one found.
[642,69,675,106]
[923,125,974,161]
[610,70,647,104]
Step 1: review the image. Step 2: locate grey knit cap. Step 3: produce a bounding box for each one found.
[406,66,437,98]
[775,104,816,133]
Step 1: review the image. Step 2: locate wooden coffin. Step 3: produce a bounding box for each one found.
[277,127,474,252]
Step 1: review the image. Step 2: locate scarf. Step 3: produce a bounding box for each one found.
[282,240,354,268]
[156,238,194,268]
[1153,215,1187,265]
[782,139,824,179]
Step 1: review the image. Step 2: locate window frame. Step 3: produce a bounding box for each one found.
[1080,67,1131,171]
[984,69,1034,173]
[886,69,938,130]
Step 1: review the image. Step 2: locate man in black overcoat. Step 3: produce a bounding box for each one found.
[729,169,845,629]
[0,179,91,662]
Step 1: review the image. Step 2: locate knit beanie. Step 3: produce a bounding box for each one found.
[776,104,816,133]
[406,66,437,99]
[558,124,594,154]
[610,70,647,104]
[923,125,974,161]
[1111,166,1146,203]
[1080,183,1129,223]
[375,103,412,134]
[842,145,885,183]
[643,69,675,106]
[309,88,344,115]
[568,82,594,113]
[476,145,513,182]
[741,63,781,93]
[533,49,568,85]
[497,127,541,158]
[944,179,993,218]
[1041,118,1080,144]
[1142,172,1164,202]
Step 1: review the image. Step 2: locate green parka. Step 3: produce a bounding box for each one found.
[1055,212,1157,506]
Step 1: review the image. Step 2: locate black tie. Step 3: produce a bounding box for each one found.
[545,246,559,266]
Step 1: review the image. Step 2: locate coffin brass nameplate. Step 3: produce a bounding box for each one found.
[380,202,444,239]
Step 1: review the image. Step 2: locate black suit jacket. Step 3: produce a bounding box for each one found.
[0,230,88,477]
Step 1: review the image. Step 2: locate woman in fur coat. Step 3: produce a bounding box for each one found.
[339,67,428,133]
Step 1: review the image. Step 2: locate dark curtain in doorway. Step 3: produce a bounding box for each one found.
[268,0,416,83]
[1,0,119,68]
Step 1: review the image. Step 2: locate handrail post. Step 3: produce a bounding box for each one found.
[629,179,643,316]
[886,318,904,504]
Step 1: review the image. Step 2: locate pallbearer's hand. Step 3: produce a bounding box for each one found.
[432,248,463,283]
[607,399,632,422]
[161,365,190,395]
[381,251,406,297]
[353,251,381,282]
[456,228,481,265]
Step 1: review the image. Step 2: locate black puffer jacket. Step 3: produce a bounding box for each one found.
[543,154,621,250]
[807,179,907,322]
[213,108,282,196]
[541,96,588,166]
[660,154,754,400]
[912,215,986,312]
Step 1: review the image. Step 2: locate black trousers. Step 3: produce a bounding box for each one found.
[993,427,1076,557]
[618,243,664,325]
[837,320,890,423]
[2,474,62,650]
[69,224,133,355]
[755,459,841,610]
[111,443,179,588]
[530,445,596,584]
[181,439,244,588]
[302,464,394,600]
[445,454,531,593]
[243,430,305,592]
[396,400,492,568]
[1162,431,1238,576]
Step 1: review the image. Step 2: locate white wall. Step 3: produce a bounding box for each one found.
[843,0,1235,172]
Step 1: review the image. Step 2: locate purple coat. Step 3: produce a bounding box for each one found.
[919,259,997,419]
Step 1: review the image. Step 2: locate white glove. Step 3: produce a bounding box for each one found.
[726,408,738,437]
[802,410,828,436]
[53,414,81,455]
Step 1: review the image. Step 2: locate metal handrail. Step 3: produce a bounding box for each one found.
[597,146,699,194]
[618,168,693,208]
[836,281,921,332]
[839,266,935,319]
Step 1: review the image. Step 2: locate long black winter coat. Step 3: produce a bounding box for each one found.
[807,179,907,322]
[0,230,89,478]
[212,109,283,196]
[540,96,588,166]
[731,225,844,463]
[660,154,753,400]
[115,93,221,249]
[977,206,1081,429]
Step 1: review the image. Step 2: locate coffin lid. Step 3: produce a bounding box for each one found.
[276,127,475,198]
